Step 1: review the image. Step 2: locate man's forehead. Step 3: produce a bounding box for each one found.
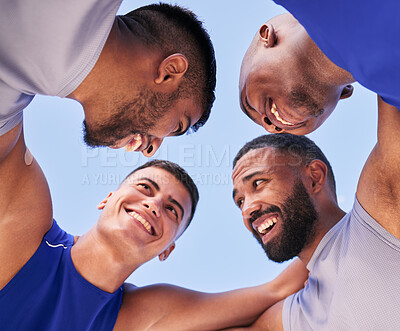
[126,167,176,185]
[126,166,191,216]
[232,147,296,182]
[125,166,189,196]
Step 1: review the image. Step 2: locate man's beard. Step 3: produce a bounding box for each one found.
[250,179,317,263]
[83,89,178,147]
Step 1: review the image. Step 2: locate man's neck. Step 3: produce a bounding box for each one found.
[298,202,346,265]
[71,229,141,293]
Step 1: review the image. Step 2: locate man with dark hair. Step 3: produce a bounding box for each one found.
[230,97,400,330]
[233,133,336,195]
[125,159,200,227]
[239,0,399,135]
[0,1,216,161]
[0,122,307,330]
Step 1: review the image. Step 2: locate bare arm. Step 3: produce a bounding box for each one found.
[222,300,284,331]
[357,96,400,237]
[0,123,52,289]
[0,123,21,165]
[114,258,307,331]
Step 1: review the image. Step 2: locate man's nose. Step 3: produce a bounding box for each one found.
[142,197,162,217]
[261,114,284,134]
[142,137,164,157]
[242,199,262,221]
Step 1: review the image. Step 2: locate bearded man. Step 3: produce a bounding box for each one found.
[230,97,400,330]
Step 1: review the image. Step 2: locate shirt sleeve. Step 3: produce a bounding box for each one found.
[0,113,23,136]
[282,291,313,331]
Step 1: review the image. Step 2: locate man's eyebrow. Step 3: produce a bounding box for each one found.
[137,177,160,191]
[240,95,260,124]
[243,170,264,182]
[169,197,184,220]
[232,188,238,201]
[240,95,252,119]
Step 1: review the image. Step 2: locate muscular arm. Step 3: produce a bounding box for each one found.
[357,96,400,237]
[0,123,52,289]
[114,258,307,330]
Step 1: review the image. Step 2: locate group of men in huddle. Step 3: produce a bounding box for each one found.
[1,0,399,330]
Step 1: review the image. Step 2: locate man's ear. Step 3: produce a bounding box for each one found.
[97,192,113,210]
[258,23,277,48]
[154,54,188,85]
[340,85,354,99]
[158,243,176,261]
[306,160,328,194]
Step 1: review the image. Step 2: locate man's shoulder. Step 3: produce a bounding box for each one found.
[0,224,123,330]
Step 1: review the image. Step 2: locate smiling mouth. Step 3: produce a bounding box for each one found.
[126,209,155,235]
[270,102,295,126]
[264,99,304,131]
[252,215,278,242]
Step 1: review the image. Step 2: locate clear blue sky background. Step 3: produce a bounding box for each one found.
[24,0,377,292]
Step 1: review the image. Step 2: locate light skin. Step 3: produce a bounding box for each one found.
[69,18,203,157]
[239,13,354,135]
[1,16,203,162]
[0,124,308,330]
[229,96,400,330]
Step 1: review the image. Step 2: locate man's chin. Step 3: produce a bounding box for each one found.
[264,250,294,263]
[83,135,112,148]
[262,242,299,263]
[82,128,119,148]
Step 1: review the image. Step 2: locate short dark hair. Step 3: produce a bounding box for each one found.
[121,3,216,132]
[125,159,199,230]
[233,134,337,196]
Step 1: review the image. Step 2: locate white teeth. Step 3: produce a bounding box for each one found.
[129,211,152,234]
[271,103,294,126]
[257,217,278,234]
[125,134,143,152]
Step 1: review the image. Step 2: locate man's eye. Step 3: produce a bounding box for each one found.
[166,205,178,218]
[254,179,266,188]
[138,183,151,192]
[173,122,183,134]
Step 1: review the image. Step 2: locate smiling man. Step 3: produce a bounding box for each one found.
[230,97,400,330]
[0,1,216,159]
[0,121,308,330]
[240,0,400,134]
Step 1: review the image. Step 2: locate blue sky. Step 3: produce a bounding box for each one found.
[24,0,377,292]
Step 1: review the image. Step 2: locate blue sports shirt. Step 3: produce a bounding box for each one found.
[0,221,123,330]
[274,0,400,109]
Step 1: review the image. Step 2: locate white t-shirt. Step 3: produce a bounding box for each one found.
[0,0,123,135]
[283,198,400,330]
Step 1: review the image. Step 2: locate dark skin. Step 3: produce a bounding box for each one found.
[229,96,400,330]
[239,13,354,135]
